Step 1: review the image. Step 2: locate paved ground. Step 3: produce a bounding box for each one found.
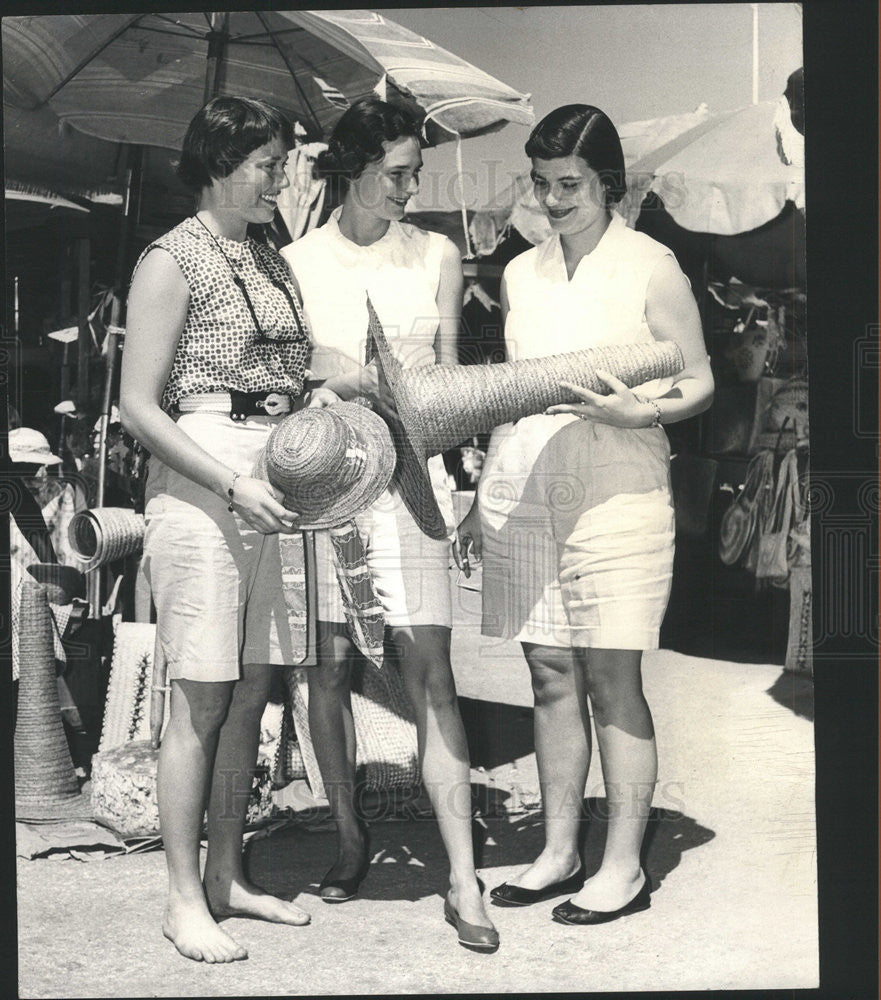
[15,582,818,996]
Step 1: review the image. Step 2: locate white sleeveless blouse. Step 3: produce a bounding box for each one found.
[281,206,448,379]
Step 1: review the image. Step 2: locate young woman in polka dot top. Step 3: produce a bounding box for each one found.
[121,97,337,963]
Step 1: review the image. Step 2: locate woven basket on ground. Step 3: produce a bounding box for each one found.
[287,659,419,798]
[14,579,92,822]
[68,507,145,570]
[90,740,273,838]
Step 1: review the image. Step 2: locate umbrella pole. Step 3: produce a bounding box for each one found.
[204,12,230,103]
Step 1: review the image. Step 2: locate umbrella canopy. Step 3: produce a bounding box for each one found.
[5,180,89,233]
[2,10,533,151]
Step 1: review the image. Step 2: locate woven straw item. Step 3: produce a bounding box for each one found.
[91,740,273,838]
[14,579,91,822]
[253,401,395,529]
[365,297,685,539]
[68,507,145,570]
[99,622,170,752]
[287,660,418,797]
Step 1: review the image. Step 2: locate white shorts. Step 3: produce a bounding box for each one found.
[142,411,301,682]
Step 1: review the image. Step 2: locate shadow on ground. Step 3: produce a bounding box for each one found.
[765,669,814,721]
[244,795,715,907]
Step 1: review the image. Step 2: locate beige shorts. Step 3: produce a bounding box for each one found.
[141,411,300,683]
[314,483,453,629]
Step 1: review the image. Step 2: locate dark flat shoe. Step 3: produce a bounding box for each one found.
[490,865,586,907]
[551,877,651,925]
[318,823,370,903]
[444,894,500,953]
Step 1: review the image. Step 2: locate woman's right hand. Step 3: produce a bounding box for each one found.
[229,475,300,534]
[452,503,482,578]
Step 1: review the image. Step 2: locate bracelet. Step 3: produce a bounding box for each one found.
[227,471,241,512]
[635,396,662,428]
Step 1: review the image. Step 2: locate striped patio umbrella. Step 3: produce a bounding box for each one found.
[2,10,533,149]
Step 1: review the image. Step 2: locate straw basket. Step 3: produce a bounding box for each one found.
[14,579,91,822]
[91,740,273,838]
[287,659,418,797]
[68,507,145,570]
[365,297,685,538]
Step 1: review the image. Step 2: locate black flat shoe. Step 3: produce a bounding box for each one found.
[490,864,586,907]
[318,823,371,903]
[444,894,500,953]
[551,877,651,925]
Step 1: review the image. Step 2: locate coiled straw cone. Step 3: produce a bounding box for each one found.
[365,296,685,539]
[68,507,145,570]
[14,579,91,821]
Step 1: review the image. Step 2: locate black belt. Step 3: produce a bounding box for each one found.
[230,382,325,421]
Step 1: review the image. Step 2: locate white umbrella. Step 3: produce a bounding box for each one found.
[2,10,533,149]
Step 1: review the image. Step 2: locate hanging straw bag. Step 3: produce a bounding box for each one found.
[718,449,775,567]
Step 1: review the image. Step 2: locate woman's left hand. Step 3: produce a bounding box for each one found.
[305,386,340,409]
[545,372,653,428]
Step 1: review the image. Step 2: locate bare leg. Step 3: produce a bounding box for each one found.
[305,622,368,885]
[570,647,655,910]
[203,662,310,925]
[389,625,494,931]
[510,643,590,890]
[158,678,247,963]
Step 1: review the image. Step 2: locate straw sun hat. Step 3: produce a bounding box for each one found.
[363,296,686,540]
[254,401,395,529]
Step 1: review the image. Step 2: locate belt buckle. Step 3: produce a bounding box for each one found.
[261,392,288,416]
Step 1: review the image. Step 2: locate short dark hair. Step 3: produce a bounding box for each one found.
[176,96,295,192]
[525,105,626,207]
[314,97,421,196]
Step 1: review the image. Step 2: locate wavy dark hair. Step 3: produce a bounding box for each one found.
[176,96,295,192]
[525,104,626,207]
[314,97,421,198]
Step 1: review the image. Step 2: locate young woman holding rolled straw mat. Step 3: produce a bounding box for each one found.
[455,105,714,925]
[120,97,340,963]
[282,98,499,952]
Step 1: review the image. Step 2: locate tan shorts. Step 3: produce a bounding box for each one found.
[141,411,300,682]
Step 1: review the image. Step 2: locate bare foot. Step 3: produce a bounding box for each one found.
[162,900,248,963]
[569,869,645,912]
[206,878,311,926]
[449,881,495,931]
[511,851,581,891]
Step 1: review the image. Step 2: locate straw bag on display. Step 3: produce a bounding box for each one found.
[718,449,775,568]
[755,449,799,587]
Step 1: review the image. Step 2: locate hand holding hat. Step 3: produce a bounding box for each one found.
[253,400,395,529]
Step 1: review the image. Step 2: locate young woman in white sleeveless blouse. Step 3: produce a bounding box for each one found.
[456,106,713,924]
[282,99,497,951]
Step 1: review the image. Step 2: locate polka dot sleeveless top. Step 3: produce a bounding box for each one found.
[133,217,310,412]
